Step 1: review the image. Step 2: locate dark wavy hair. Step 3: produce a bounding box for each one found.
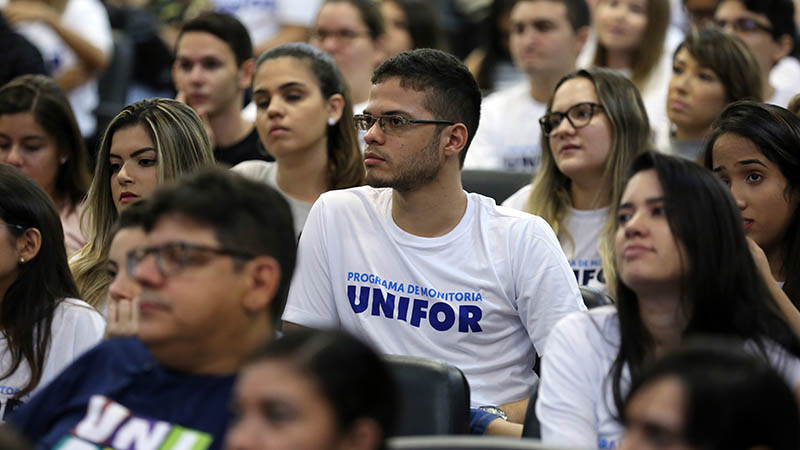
[624,338,800,450]
[0,163,79,398]
[608,152,800,417]
[246,329,396,448]
[703,101,800,309]
[254,43,365,190]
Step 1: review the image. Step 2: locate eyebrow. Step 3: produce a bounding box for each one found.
[619,197,665,209]
[109,147,157,159]
[362,109,411,117]
[713,158,768,172]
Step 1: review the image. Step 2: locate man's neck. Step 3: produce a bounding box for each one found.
[529,71,570,104]
[209,100,252,149]
[390,167,467,238]
[147,321,272,376]
[276,140,330,203]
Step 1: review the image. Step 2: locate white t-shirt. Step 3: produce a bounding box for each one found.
[767,85,798,109]
[14,0,112,137]
[537,306,800,449]
[231,160,313,237]
[504,185,608,292]
[284,186,585,406]
[0,298,104,421]
[464,82,546,173]
[211,0,321,48]
[770,57,800,100]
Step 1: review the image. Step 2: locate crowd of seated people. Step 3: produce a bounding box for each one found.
[0,0,799,448]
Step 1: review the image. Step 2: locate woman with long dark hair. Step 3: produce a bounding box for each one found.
[536,152,800,448]
[704,101,800,333]
[0,163,104,418]
[233,43,365,236]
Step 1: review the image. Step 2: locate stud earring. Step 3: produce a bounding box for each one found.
[328,117,337,126]
[19,257,24,263]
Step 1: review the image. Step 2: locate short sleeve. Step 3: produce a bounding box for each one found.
[282,197,340,328]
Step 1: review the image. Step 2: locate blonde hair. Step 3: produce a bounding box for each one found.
[593,0,670,91]
[71,98,215,308]
[525,68,650,257]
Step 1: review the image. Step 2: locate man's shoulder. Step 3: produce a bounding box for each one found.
[317,185,391,210]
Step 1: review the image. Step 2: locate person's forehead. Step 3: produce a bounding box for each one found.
[365,78,432,116]
[176,31,237,60]
[147,213,220,246]
[317,2,368,30]
[511,0,570,24]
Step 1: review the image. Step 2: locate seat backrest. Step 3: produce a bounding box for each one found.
[387,435,575,449]
[461,169,531,204]
[521,380,540,439]
[383,355,471,436]
[579,286,613,309]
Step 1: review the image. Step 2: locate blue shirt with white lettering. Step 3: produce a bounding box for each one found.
[7,338,235,450]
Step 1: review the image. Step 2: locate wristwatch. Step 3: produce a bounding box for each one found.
[477,405,508,421]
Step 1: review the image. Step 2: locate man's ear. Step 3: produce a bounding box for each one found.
[241,255,281,313]
[441,123,469,160]
[773,34,794,64]
[575,25,590,55]
[16,227,42,263]
[239,58,257,90]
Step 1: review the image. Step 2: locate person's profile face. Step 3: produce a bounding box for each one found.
[0,112,64,202]
[714,0,783,74]
[224,359,343,450]
[615,169,685,292]
[620,376,697,450]
[667,48,727,139]
[711,133,799,256]
[108,124,159,214]
[173,31,246,117]
[508,0,582,78]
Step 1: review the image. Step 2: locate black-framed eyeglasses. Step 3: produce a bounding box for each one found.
[126,241,256,277]
[539,102,604,136]
[714,17,773,34]
[310,28,371,42]
[354,114,456,134]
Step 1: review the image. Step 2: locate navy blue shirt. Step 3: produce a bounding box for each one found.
[8,338,235,450]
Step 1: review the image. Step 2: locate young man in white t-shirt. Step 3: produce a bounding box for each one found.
[283,48,585,430]
[464,0,590,172]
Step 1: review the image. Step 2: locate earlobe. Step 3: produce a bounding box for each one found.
[16,228,42,263]
[442,123,468,159]
[239,58,257,89]
[340,418,383,450]
[326,93,345,123]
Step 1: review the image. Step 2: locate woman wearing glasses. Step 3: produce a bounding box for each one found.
[536,151,800,448]
[659,27,762,160]
[0,164,104,420]
[71,98,215,310]
[503,68,649,293]
[233,43,365,236]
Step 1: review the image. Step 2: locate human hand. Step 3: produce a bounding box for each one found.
[105,297,139,338]
[175,90,216,148]
[3,1,59,26]
[746,237,776,284]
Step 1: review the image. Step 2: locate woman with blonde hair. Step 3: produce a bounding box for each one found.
[503,68,649,292]
[71,98,215,309]
[233,43,365,236]
[0,74,91,256]
[582,0,671,145]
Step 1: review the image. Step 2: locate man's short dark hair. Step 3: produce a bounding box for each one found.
[140,167,296,322]
[737,0,796,43]
[178,12,253,66]
[371,48,481,166]
[512,0,591,31]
